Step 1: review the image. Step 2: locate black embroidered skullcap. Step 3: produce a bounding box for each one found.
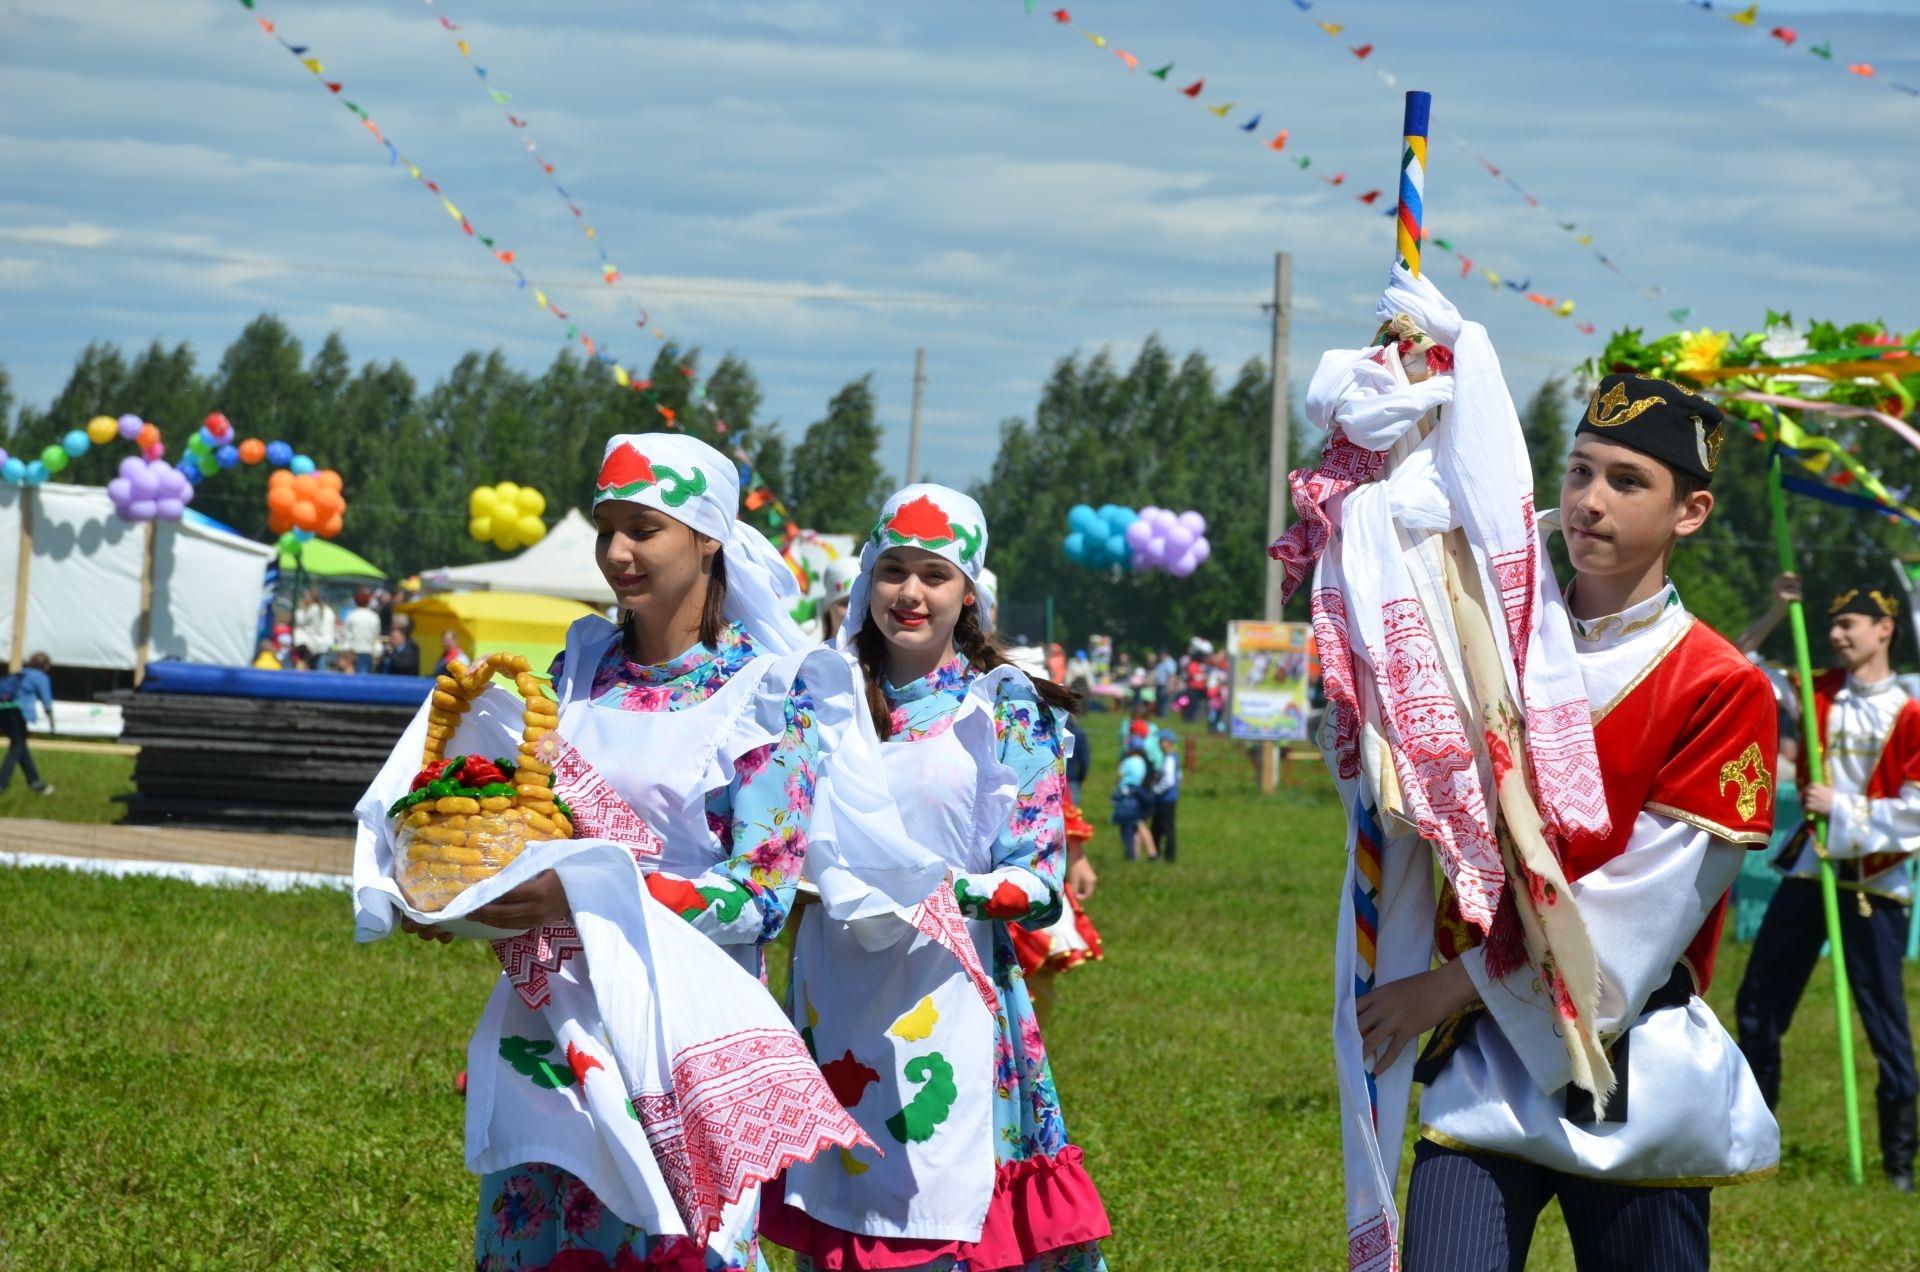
[1828,587,1901,620]
[1575,374,1725,484]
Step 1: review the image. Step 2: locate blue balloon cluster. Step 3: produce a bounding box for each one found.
[1063,503,1138,569]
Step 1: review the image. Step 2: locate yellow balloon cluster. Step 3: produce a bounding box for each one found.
[469,482,548,552]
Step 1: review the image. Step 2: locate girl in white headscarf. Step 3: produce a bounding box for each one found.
[763,485,1110,1271]
[382,435,959,1272]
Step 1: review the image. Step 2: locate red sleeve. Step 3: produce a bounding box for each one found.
[1647,659,1780,845]
[1870,701,1920,797]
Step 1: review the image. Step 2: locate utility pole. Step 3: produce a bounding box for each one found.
[1259,253,1292,793]
[1263,252,1292,621]
[904,347,927,485]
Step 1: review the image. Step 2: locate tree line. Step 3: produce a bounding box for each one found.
[2,316,1909,661]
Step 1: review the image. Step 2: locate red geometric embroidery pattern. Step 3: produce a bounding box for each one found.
[1488,494,1538,685]
[1269,433,1389,603]
[911,883,996,1014]
[1526,699,1610,845]
[1348,1208,1399,1272]
[633,1028,873,1240]
[1312,587,1364,781]
[492,923,586,1011]
[551,736,665,862]
[1368,598,1502,929]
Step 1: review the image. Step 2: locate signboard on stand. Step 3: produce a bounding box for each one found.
[1227,619,1314,742]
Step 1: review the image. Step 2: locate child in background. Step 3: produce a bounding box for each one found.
[1151,729,1182,863]
[1112,743,1155,860]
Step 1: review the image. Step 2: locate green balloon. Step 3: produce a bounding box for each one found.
[40,444,67,474]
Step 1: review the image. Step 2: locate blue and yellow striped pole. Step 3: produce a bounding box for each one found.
[1396,91,1430,279]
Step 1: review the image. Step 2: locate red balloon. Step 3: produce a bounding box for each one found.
[204,412,231,440]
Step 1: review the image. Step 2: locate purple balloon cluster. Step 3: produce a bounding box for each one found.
[1124,506,1211,578]
[107,455,195,523]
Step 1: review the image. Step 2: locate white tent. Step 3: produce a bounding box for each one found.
[0,483,275,672]
[419,508,616,607]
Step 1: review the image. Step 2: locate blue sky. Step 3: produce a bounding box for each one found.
[2,0,1915,485]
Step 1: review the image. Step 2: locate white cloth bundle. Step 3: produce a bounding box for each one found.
[352,686,872,1242]
[1301,267,1612,1269]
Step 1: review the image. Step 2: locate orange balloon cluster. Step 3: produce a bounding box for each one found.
[267,467,348,539]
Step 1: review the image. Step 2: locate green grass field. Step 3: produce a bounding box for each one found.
[0,746,133,823]
[0,728,1913,1268]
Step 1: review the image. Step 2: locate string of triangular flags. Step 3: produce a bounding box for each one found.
[234,0,802,538]
[417,0,666,344]
[1684,1,1920,98]
[1282,1,1685,326]
[1026,3,1595,333]
[411,0,799,537]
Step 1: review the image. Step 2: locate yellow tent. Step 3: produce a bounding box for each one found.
[397,591,601,675]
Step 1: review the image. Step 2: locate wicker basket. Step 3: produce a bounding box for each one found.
[387,652,575,912]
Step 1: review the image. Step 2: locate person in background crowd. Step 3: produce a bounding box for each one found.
[1048,640,1068,685]
[331,650,358,675]
[431,630,469,677]
[1150,728,1182,863]
[1151,648,1177,715]
[375,586,396,637]
[293,588,336,665]
[381,617,422,677]
[1065,710,1091,803]
[1112,741,1155,861]
[1180,651,1207,723]
[1736,584,1920,1191]
[1120,702,1157,757]
[818,556,860,642]
[1208,652,1230,733]
[1066,647,1093,696]
[341,587,383,675]
[252,638,282,670]
[0,652,55,796]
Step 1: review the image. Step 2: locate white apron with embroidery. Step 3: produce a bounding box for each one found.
[780,672,1013,1242]
[351,629,873,1250]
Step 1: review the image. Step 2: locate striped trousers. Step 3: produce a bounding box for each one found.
[1401,1138,1709,1272]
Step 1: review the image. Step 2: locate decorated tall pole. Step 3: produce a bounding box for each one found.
[1768,450,1865,1184]
[1396,91,1430,280]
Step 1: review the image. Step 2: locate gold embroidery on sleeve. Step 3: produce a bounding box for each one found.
[1717,743,1774,822]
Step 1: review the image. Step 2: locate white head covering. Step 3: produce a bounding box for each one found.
[822,556,861,607]
[836,483,994,649]
[595,432,806,655]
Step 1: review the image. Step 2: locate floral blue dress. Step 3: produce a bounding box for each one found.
[476,622,821,1272]
[870,657,1107,1272]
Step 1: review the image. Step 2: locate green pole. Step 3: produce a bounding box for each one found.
[1045,595,1055,650]
[1768,452,1864,1185]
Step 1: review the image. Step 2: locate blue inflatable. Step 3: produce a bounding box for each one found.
[141,661,433,707]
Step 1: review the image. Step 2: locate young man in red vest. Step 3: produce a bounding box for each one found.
[1359,375,1781,1270]
[1736,585,1920,1189]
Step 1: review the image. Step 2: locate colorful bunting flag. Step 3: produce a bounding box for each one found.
[1728,4,1757,28]
[1026,2,1594,333]
[1317,21,1343,36]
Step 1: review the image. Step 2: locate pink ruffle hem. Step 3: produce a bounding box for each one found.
[759,1145,1110,1270]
